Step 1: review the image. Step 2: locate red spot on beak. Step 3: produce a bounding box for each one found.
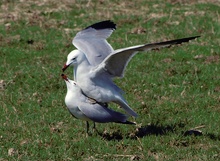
[61,74,69,82]
[62,64,69,72]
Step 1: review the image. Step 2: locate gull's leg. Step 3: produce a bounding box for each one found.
[92,122,96,134]
[81,90,97,104]
[92,122,101,135]
[99,102,108,107]
[93,122,96,130]
[86,97,108,107]
[86,121,90,134]
[86,97,97,104]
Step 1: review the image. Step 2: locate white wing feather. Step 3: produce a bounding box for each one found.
[73,27,114,66]
[96,36,200,77]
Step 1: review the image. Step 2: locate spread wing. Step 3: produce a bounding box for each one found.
[72,20,116,66]
[78,103,128,123]
[97,36,200,77]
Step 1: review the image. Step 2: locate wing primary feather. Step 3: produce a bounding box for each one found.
[149,35,200,48]
[85,20,116,30]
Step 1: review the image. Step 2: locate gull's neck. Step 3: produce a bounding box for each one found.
[74,55,91,82]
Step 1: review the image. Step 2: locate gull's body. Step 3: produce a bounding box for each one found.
[63,20,200,117]
[61,74,134,133]
[66,50,137,117]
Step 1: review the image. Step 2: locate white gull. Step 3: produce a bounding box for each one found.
[61,74,135,133]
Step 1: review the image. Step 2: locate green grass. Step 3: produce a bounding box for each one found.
[1,0,220,160]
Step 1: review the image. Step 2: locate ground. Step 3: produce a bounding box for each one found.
[0,0,220,160]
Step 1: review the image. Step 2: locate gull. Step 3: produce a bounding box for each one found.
[61,74,135,134]
[62,20,200,117]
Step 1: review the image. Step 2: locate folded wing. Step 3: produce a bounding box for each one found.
[78,103,128,123]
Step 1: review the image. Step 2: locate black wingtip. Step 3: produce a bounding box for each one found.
[116,121,136,125]
[85,20,116,30]
[173,35,201,44]
[176,35,200,43]
[126,121,136,125]
[153,35,200,47]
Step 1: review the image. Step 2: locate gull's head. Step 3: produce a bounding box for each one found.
[62,50,85,72]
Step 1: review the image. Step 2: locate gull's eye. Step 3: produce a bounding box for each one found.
[72,57,76,61]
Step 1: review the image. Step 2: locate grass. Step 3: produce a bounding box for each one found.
[0,0,220,160]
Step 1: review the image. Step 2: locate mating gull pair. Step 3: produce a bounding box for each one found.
[62,20,199,132]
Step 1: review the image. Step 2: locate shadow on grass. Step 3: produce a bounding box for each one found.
[97,123,220,142]
[98,123,182,141]
[206,133,220,141]
[129,124,176,139]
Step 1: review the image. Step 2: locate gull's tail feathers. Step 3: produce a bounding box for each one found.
[114,96,138,117]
